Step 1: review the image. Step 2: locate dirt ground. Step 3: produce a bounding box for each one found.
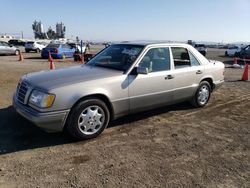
[0,48,249,188]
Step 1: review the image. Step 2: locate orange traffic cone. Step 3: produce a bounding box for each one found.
[233,57,237,64]
[18,51,24,61]
[241,63,249,81]
[49,58,55,70]
[48,52,53,62]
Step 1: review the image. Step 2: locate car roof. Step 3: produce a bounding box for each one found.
[114,41,193,48]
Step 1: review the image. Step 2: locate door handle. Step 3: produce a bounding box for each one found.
[165,75,174,80]
[196,70,203,74]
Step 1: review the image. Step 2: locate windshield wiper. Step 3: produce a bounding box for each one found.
[94,64,124,71]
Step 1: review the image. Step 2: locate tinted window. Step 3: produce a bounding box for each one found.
[26,41,34,44]
[228,46,238,50]
[195,44,205,48]
[87,44,144,71]
[67,43,77,48]
[46,43,60,48]
[1,42,9,47]
[244,46,250,51]
[171,47,191,68]
[139,48,170,72]
[189,52,200,66]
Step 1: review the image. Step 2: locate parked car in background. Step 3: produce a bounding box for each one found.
[25,41,46,53]
[194,44,207,56]
[225,46,242,57]
[14,43,225,140]
[67,42,86,53]
[41,43,76,59]
[0,41,20,55]
[237,45,250,59]
[8,39,26,46]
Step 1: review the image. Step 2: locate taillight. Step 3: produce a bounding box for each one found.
[54,49,58,53]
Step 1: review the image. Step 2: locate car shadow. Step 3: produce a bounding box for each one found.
[0,103,193,155]
[23,56,44,60]
[109,102,193,128]
[0,106,70,155]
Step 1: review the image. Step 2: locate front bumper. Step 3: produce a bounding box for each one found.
[13,96,70,132]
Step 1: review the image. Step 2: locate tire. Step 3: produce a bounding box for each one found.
[65,98,110,140]
[190,81,211,108]
[61,54,66,59]
[15,50,20,55]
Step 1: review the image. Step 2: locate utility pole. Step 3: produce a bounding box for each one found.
[21,31,23,39]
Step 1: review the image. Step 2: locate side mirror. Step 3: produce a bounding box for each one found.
[136,67,148,75]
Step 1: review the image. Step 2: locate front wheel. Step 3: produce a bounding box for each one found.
[65,98,110,140]
[191,81,211,107]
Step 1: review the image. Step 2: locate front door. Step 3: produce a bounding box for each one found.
[128,47,174,113]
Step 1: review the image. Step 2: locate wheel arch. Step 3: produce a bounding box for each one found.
[67,93,114,122]
[200,77,214,91]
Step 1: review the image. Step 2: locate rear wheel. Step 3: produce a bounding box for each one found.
[191,81,211,107]
[65,98,110,140]
[61,54,66,59]
[15,50,20,55]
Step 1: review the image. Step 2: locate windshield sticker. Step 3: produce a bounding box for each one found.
[122,49,139,56]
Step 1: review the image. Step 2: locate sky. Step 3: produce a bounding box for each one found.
[0,0,250,43]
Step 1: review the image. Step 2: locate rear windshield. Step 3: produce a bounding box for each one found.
[46,43,60,48]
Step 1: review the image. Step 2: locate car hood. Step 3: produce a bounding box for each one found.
[23,65,123,90]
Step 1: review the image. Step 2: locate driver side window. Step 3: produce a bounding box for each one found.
[138,47,170,73]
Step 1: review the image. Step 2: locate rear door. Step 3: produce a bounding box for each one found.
[170,47,204,102]
[128,47,174,113]
[62,44,72,57]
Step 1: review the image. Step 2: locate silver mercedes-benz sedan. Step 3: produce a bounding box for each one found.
[0,41,20,55]
[13,42,225,140]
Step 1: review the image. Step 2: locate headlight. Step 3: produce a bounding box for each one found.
[29,90,55,108]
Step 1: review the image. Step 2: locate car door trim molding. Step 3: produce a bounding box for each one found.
[112,84,198,102]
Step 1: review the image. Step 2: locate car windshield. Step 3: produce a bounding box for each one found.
[46,43,60,48]
[86,44,144,71]
[26,41,34,44]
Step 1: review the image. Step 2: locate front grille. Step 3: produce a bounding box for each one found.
[17,82,28,104]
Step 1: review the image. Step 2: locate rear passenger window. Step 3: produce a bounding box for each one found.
[189,52,200,66]
[171,47,191,69]
[139,48,170,72]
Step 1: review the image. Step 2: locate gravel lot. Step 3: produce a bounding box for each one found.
[0,48,249,188]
